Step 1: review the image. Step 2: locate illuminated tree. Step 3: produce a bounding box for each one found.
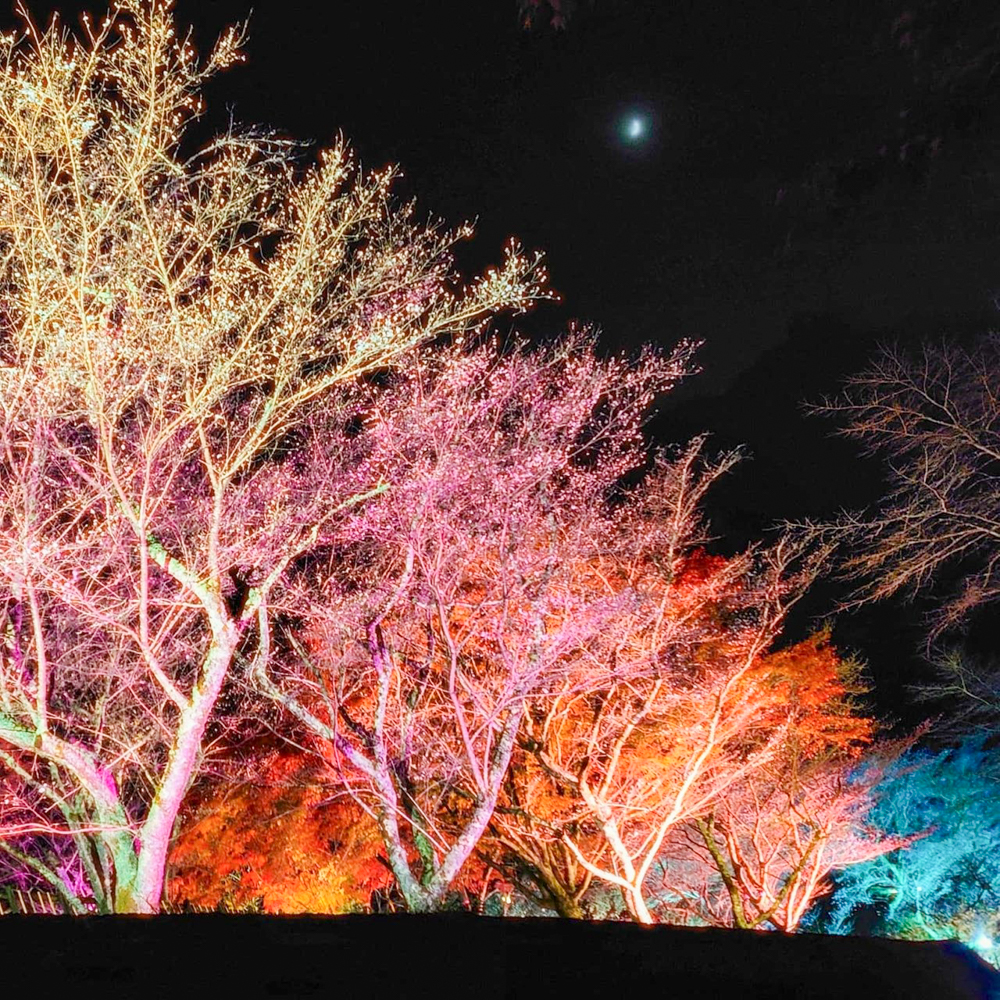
[497,484,830,924]
[679,750,911,932]
[822,737,1000,960]
[252,334,698,912]
[692,755,886,933]
[803,336,1000,641]
[486,439,742,920]
[671,637,909,932]
[0,1,544,912]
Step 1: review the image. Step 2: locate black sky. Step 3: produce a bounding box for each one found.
[150,0,998,525]
[8,1,997,403]
[5,0,1000,714]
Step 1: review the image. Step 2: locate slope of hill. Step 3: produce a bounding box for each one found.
[1,913,996,999]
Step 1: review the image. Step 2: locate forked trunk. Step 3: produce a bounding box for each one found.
[117,626,240,913]
[542,877,586,920]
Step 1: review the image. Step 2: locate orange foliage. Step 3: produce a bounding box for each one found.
[491,544,876,923]
[166,749,391,913]
[750,631,874,757]
[663,634,893,932]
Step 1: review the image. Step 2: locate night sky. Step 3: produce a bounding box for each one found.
[166,0,998,522]
[6,0,1000,715]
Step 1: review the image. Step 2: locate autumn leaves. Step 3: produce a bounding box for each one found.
[0,2,897,924]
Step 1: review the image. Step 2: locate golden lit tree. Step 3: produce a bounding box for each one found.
[0,1,544,912]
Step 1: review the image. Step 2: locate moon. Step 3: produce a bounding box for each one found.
[610,103,662,155]
[617,110,653,149]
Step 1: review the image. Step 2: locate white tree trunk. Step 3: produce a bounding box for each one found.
[120,622,239,913]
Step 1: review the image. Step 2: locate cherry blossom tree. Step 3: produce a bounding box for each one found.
[485,437,742,919]
[0,1,544,912]
[515,533,831,925]
[251,334,698,912]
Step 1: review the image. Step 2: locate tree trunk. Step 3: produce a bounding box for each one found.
[121,626,239,913]
[99,832,143,914]
[542,877,586,919]
[375,799,435,914]
[624,884,655,925]
[511,853,587,918]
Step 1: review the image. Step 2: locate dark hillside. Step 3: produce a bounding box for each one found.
[2,914,996,999]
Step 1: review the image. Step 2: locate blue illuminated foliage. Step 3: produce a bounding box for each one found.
[813,738,1000,959]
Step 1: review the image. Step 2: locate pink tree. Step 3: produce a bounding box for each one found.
[252,334,698,911]
[517,534,830,925]
[673,749,915,931]
[0,2,543,912]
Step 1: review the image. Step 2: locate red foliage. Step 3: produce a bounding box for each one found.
[658,634,907,931]
[167,748,391,913]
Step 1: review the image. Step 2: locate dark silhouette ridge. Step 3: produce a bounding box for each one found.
[2,913,996,999]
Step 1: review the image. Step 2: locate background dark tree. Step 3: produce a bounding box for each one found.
[803,336,1000,641]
